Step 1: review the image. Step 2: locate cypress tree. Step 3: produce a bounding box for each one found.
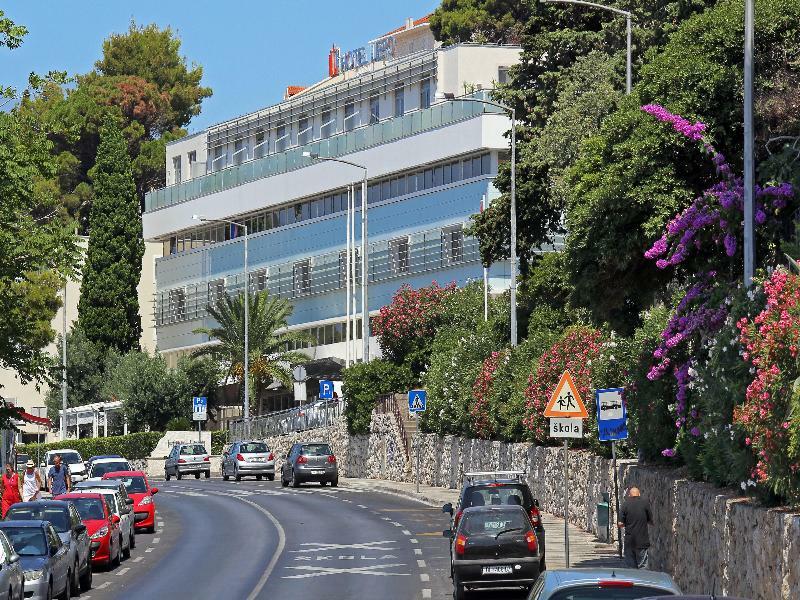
[77,118,144,353]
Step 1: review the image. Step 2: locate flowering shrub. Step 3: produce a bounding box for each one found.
[470,351,508,439]
[735,268,800,501]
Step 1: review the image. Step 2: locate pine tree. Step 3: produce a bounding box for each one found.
[77,118,144,353]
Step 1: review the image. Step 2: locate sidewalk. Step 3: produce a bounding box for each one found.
[342,477,622,569]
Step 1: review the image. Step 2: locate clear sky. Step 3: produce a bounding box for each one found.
[0,0,438,133]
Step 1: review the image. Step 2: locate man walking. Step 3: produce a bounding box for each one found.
[47,454,71,497]
[618,486,652,569]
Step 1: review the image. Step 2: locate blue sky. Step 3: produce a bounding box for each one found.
[0,0,438,132]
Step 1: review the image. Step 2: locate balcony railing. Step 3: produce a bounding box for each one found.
[144,91,503,213]
[228,399,345,439]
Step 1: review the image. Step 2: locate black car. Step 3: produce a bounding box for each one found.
[448,505,541,599]
[443,471,546,571]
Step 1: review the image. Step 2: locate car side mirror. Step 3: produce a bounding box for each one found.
[74,524,86,535]
[151,487,159,494]
[442,503,453,515]
[112,515,121,524]
[126,498,134,505]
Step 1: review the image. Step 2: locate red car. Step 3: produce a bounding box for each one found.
[102,471,159,532]
[55,492,122,568]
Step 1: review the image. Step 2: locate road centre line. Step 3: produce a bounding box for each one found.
[132,556,143,563]
[152,537,160,544]
[402,530,412,536]
[410,538,418,544]
[422,589,432,598]
[97,582,111,589]
[417,559,426,568]
[117,567,130,576]
[420,573,430,581]
[414,549,422,555]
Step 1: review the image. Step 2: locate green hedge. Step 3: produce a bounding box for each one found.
[16,432,163,462]
[211,430,229,455]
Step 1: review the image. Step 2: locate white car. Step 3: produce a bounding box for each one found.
[40,449,86,489]
[86,456,132,480]
[71,485,135,559]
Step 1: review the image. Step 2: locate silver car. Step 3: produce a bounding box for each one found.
[527,568,681,599]
[164,443,211,480]
[72,484,135,559]
[280,442,338,487]
[0,521,70,600]
[222,441,275,481]
[0,530,24,600]
[5,501,92,595]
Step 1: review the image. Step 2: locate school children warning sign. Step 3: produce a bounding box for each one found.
[543,370,589,419]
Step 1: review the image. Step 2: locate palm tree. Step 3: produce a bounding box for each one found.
[192,291,310,412]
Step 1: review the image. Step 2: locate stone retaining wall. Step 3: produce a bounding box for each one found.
[264,413,799,599]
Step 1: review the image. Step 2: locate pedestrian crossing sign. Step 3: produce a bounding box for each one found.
[543,371,588,418]
[408,390,427,413]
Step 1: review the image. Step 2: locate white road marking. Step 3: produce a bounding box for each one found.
[145,548,154,553]
[410,538,418,544]
[97,582,111,589]
[152,537,160,544]
[417,559,426,568]
[357,504,367,509]
[157,521,164,527]
[132,556,143,563]
[117,567,130,576]
[290,541,395,553]
[391,521,402,527]
[420,573,430,582]
[282,563,409,579]
[422,589,432,598]
[414,549,422,555]
[402,530,411,536]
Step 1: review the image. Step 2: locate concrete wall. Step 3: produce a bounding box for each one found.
[264,414,800,600]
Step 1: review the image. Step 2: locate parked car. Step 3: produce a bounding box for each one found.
[641,597,748,600]
[0,530,24,600]
[164,443,210,480]
[39,450,87,490]
[448,505,541,599]
[443,471,546,571]
[54,493,121,569]
[5,500,92,595]
[222,441,275,482]
[280,442,338,487]
[71,483,135,559]
[0,520,71,600]
[101,471,158,533]
[527,568,682,599]
[85,457,132,480]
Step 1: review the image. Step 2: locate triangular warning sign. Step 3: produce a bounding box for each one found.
[543,371,588,418]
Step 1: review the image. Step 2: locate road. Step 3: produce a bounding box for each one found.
[78,477,483,600]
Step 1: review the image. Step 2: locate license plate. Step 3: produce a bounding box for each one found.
[250,457,264,462]
[311,470,325,475]
[482,565,513,575]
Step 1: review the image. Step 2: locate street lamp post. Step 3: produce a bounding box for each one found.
[61,283,67,440]
[32,406,45,466]
[436,92,519,346]
[303,152,370,362]
[193,215,250,431]
[541,0,633,94]
[743,0,755,287]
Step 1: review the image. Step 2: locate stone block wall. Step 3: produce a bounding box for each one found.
[264,412,800,599]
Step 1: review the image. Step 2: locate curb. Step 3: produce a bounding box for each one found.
[340,478,457,508]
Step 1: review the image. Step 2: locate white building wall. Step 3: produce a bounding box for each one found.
[437,45,522,97]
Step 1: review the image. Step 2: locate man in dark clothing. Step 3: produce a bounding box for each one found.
[47,455,70,497]
[618,486,652,569]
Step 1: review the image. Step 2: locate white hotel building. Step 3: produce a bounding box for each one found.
[143,16,537,414]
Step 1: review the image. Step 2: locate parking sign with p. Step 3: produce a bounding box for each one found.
[319,380,334,399]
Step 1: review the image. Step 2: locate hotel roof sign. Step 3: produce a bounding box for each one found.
[328,36,396,77]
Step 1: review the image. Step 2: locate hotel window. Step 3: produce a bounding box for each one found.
[442,225,464,264]
[498,66,510,84]
[389,237,409,275]
[172,156,182,184]
[394,85,404,117]
[420,79,431,110]
[369,96,380,124]
[344,100,357,131]
[187,151,196,179]
[233,139,246,165]
[254,130,267,158]
[298,116,311,145]
[321,108,334,138]
[249,269,268,293]
[276,122,288,152]
[207,279,225,307]
[212,146,225,172]
[293,260,310,296]
[169,288,186,323]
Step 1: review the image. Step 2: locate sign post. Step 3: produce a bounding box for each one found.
[193,396,207,443]
[544,371,589,569]
[408,391,426,493]
[596,387,627,559]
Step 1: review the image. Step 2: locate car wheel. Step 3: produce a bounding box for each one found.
[194,472,200,479]
[281,472,288,487]
[70,562,80,595]
[113,539,122,567]
[291,470,299,488]
[234,466,241,482]
[453,573,466,600]
[45,580,52,600]
[165,470,171,481]
[122,535,131,559]
[540,556,546,572]
[223,470,229,482]
[60,571,71,600]
[320,480,327,486]
[205,470,210,479]
[176,470,182,480]
[256,474,263,481]
[331,478,339,488]
[267,474,275,481]
[130,531,136,549]
[79,561,92,591]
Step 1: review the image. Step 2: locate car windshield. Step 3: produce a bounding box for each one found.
[48,452,81,465]
[84,492,118,514]
[300,444,331,456]
[92,462,130,476]
[1,527,47,556]
[240,442,268,454]
[119,477,147,493]
[6,507,70,533]
[465,484,531,509]
[69,498,105,521]
[459,509,530,536]
[180,445,207,456]
[548,586,673,599]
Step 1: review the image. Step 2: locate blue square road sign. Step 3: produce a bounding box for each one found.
[596,388,628,441]
[319,380,334,399]
[408,390,427,413]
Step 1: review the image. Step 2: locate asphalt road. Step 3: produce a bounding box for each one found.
[77,477,470,600]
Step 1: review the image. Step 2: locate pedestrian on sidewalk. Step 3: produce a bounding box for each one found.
[47,454,71,496]
[1,463,21,517]
[21,461,42,502]
[618,486,652,569]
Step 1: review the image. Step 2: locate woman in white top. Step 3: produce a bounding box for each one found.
[21,460,42,502]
